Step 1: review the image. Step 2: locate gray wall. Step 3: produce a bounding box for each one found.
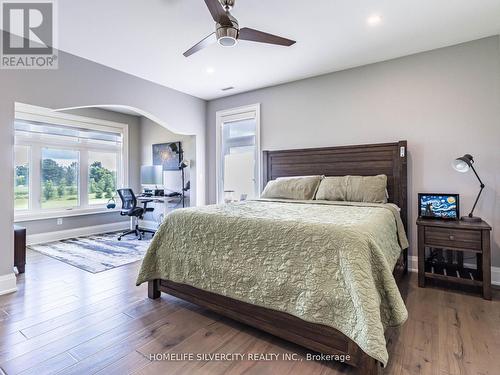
[0,43,206,280]
[140,117,195,220]
[140,117,195,202]
[16,108,142,236]
[206,36,500,266]
[20,212,128,234]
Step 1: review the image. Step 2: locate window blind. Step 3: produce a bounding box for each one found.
[14,119,123,144]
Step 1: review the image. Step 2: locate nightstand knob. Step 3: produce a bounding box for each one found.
[449,235,455,240]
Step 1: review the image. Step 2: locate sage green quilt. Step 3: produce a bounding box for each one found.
[136,199,409,366]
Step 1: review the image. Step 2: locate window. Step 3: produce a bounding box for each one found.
[41,148,79,209]
[14,104,128,219]
[14,145,30,210]
[216,104,260,203]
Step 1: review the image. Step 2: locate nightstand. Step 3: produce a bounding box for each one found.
[416,218,492,300]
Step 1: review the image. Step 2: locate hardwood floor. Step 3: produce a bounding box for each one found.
[1,249,499,375]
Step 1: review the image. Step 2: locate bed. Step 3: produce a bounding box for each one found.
[137,141,409,375]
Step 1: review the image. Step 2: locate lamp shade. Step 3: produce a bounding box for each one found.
[141,165,163,185]
[452,154,474,173]
[180,159,190,169]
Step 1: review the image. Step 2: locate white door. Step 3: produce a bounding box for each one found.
[216,104,260,203]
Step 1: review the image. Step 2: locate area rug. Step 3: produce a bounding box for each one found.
[28,232,153,273]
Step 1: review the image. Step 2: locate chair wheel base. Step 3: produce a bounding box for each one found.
[117,225,155,242]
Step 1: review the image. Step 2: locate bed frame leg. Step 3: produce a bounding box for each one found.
[148,280,161,299]
[357,355,383,375]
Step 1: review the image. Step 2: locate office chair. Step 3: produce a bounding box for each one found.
[116,188,156,240]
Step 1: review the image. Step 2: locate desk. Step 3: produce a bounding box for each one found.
[137,196,175,203]
[137,195,184,228]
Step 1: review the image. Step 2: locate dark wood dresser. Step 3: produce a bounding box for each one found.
[14,225,26,274]
[416,218,491,299]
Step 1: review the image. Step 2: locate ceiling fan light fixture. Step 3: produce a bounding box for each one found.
[216,26,238,47]
[218,36,237,47]
[183,0,296,57]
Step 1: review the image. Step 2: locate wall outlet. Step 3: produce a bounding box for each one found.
[56,218,63,225]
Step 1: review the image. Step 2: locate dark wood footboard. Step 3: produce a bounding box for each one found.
[148,278,383,375]
[147,246,406,375]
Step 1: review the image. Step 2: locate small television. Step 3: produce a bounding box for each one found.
[418,193,459,220]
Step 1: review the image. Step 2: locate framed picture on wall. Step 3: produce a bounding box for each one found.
[152,142,182,171]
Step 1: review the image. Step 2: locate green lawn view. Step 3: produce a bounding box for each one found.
[14,185,109,210]
[42,184,79,209]
[14,185,28,210]
[88,158,117,205]
[40,149,80,210]
[88,193,110,206]
[14,185,79,210]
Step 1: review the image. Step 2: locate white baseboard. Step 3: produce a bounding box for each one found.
[408,255,418,273]
[0,273,17,296]
[493,267,500,286]
[408,255,500,286]
[27,222,129,246]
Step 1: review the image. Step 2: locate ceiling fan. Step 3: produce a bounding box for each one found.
[183,0,296,57]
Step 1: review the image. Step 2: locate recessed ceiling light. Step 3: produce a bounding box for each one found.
[206,67,215,74]
[367,14,382,26]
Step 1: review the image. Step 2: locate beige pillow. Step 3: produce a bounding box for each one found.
[315,176,346,201]
[345,175,388,203]
[315,174,388,203]
[261,175,322,200]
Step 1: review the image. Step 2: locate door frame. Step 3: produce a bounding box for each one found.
[215,103,261,204]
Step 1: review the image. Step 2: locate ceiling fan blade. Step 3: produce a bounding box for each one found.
[203,0,231,25]
[239,28,296,46]
[183,32,216,57]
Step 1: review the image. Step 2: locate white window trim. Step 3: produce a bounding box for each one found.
[215,103,261,204]
[14,103,129,222]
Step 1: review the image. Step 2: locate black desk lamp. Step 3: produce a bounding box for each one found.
[452,154,484,222]
[179,159,190,208]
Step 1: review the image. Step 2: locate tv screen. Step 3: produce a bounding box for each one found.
[418,194,459,219]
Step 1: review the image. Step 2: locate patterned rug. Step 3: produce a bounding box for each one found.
[28,232,153,273]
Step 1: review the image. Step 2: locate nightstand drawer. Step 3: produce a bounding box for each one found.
[425,226,481,250]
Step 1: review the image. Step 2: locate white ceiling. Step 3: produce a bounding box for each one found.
[58,0,500,100]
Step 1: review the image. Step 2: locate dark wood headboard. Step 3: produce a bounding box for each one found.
[262,141,408,231]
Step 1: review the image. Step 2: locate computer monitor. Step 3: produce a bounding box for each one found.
[140,165,163,186]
